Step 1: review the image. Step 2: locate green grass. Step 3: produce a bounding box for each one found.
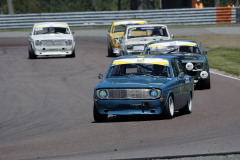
[206,48,240,76]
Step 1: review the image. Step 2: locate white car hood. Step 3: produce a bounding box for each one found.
[126,37,169,45]
[31,34,73,40]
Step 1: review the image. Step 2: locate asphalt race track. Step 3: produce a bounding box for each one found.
[0,34,240,160]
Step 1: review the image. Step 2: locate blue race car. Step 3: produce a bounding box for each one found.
[93,55,194,122]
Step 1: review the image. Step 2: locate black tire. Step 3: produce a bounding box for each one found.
[198,74,211,90]
[179,94,192,115]
[108,46,114,57]
[203,74,211,89]
[93,104,107,122]
[163,95,174,119]
[28,50,32,59]
[28,45,37,59]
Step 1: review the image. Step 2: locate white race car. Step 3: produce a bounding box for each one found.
[28,22,75,59]
[119,24,171,55]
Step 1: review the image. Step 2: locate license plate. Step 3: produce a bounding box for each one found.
[118,104,142,108]
[47,48,60,51]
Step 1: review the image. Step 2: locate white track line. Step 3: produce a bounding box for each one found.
[210,71,240,81]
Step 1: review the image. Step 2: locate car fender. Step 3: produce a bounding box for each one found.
[28,41,34,52]
[165,90,174,107]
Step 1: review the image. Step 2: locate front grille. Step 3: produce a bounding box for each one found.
[195,62,203,70]
[186,71,198,76]
[98,89,161,100]
[130,52,142,55]
[132,45,144,51]
[42,40,66,46]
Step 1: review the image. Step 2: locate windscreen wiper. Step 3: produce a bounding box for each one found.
[166,48,178,54]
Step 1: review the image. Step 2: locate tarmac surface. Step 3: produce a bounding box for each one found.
[0,27,240,160]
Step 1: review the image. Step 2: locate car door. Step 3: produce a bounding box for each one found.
[171,58,189,109]
[175,58,188,109]
[171,59,182,109]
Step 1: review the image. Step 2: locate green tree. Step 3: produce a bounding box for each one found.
[9,0,238,14]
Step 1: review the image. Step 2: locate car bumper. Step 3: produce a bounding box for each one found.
[113,48,120,55]
[94,99,165,115]
[33,46,74,56]
[126,50,143,55]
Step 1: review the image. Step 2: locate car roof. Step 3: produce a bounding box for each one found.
[112,19,147,25]
[126,24,168,29]
[33,22,69,28]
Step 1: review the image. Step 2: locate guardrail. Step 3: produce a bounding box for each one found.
[0,7,238,30]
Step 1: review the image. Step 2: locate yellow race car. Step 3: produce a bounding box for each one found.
[107,19,147,57]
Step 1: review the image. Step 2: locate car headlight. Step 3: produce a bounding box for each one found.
[97,90,108,99]
[127,45,133,49]
[200,71,208,79]
[114,38,120,44]
[186,62,194,71]
[65,40,72,46]
[149,89,161,98]
[35,40,42,46]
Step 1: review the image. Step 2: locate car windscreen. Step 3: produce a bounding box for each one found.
[108,64,170,78]
[145,45,201,55]
[34,27,70,35]
[127,26,168,39]
[113,25,126,33]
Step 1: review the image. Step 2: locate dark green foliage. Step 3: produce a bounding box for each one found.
[203,0,237,7]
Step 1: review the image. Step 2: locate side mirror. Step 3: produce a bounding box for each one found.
[178,72,184,79]
[203,50,207,55]
[29,32,32,36]
[72,31,75,34]
[98,73,103,80]
[108,29,111,33]
[171,35,175,39]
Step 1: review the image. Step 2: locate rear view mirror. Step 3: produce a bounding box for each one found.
[203,50,207,55]
[98,73,103,80]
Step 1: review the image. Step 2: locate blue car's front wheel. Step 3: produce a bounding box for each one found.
[163,95,174,119]
[93,104,108,122]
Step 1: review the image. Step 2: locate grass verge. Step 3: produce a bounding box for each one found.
[206,48,240,77]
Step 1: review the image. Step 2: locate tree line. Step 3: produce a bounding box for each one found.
[0,0,238,14]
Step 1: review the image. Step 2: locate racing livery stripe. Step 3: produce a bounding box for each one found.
[112,58,169,66]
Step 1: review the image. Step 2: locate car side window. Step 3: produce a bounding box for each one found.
[171,60,179,77]
[175,59,185,74]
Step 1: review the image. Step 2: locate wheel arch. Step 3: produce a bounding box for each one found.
[28,41,34,51]
[189,89,193,98]
[165,91,174,106]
